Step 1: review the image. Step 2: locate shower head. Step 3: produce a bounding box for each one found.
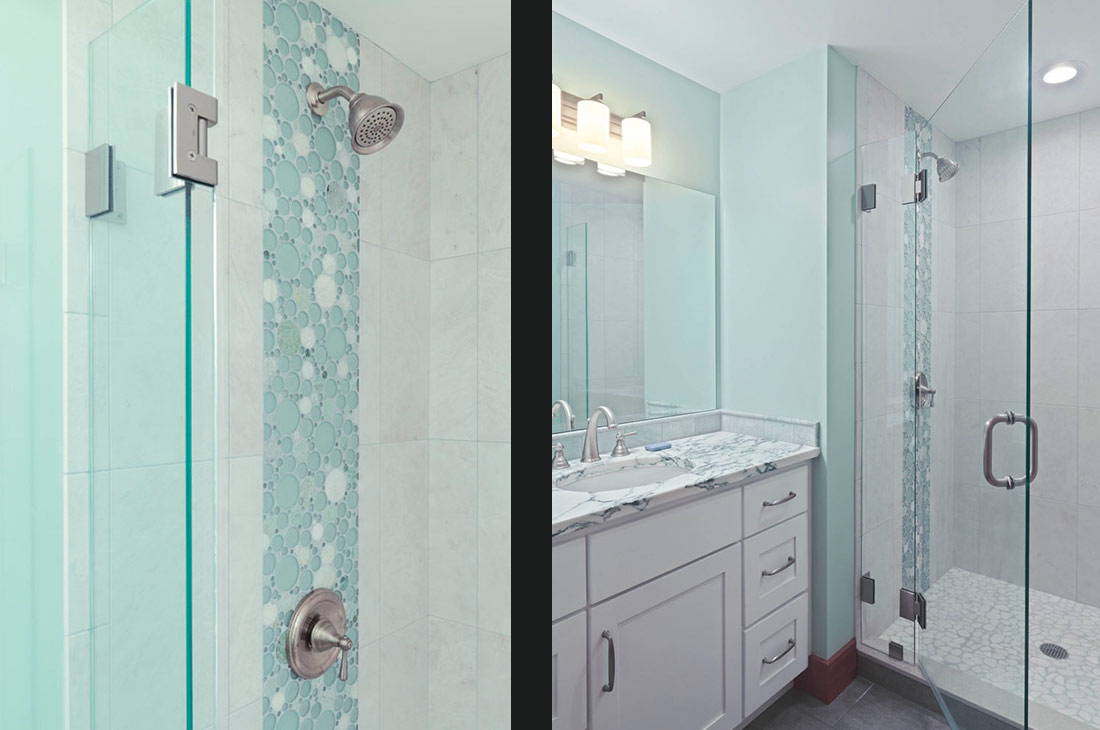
[920,151,960,182]
[306,82,405,155]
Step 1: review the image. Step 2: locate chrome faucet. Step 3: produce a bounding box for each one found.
[552,399,575,430]
[580,406,617,463]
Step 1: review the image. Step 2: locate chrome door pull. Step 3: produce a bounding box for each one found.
[762,556,796,577]
[762,639,796,665]
[763,491,797,507]
[601,630,616,692]
[982,411,1038,489]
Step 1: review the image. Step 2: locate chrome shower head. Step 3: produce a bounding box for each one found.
[306,82,405,155]
[920,151,960,182]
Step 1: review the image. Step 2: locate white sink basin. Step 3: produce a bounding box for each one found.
[557,455,694,493]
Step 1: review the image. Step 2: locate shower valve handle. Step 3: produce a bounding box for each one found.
[309,618,353,681]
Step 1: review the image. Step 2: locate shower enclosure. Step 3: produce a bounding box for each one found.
[858,1,1100,727]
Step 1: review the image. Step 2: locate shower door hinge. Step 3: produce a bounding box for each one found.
[860,573,876,604]
[902,169,928,205]
[85,143,125,222]
[565,250,577,267]
[859,184,877,212]
[159,82,219,194]
[899,588,927,629]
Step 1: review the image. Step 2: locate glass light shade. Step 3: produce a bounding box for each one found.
[576,98,610,153]
[622,115,652,167]
[596,162,625,177]
[552,82,562,137]
[553,149,586,165]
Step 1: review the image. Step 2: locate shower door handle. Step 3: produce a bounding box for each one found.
[982,411,1038,489]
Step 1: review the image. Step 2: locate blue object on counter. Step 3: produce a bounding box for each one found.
[644,442,671,452]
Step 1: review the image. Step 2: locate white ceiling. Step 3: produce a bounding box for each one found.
[552,0,1100,141]
[324,0,510,81]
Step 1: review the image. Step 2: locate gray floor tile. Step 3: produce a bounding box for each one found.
[744,700,834,730]
[778,678,875,726]
[834,685,949,730]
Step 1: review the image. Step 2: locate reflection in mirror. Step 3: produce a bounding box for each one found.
[551,159,716,433]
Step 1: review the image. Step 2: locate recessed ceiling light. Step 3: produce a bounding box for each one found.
[1042,62,1082,84]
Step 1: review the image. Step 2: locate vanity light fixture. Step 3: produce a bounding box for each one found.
[621,112,652,167]
[553,149,586,165]
[1042,61,1083,84]
[576,93,610,153]
[596,162,626,177]
[552,79,563,137]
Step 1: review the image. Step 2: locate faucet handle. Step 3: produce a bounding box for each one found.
[552,442,570,470]
[610,431,638,457]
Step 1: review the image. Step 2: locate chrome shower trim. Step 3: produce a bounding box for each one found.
[306,82,354,116]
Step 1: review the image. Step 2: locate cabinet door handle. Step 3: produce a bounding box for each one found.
[762,556,796,577]
[601,630,616,692]
[762,638,796,665]
[763,491,797,507]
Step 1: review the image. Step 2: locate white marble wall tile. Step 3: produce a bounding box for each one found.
[1078,308,1100,407]
[954,139,981,227]
[67,631,91,730]
[1078,408,1100,507]
[431,69,478,259]
[64,0,111,152]
[1077,506,1100,607]
[952,482,981,573]
[931,126,958,226]
[979,218,1027,312]
[477,442,510,636]
[430,255,478,440]
[978,485,1027,585]
[359,639,381,730]
[1032,113,1080,218]
[228,201,263,457]
[1079,209,1100,309]
[359,243,382,444]
[65,313,90,473]
[380,618,429,729]
[64,151,89,315]
[1081,108,1100,211]
[952,398,982,486]
[358,444,381,645]
[860,70,904,145]
[380,249,429,441]
[979,125,1027,224]
[860,413,903,533]
[1029,497,1077,600]
[227,701,261,730]
[226,0,262,208]
[931,218,955,312]
[380,442,429,635]
[954,225,980,313]
[1031,309,1078,407]
[228,455,261,712]
[1030,403,1078,505]
[1031,212,1079,310]
[477,249,511,442]
[428,618,478,730]
[477,630,511,730]
[477,54,511,252]
[861,515,902,638]
[429,441,478,626]
[359,38,383,247]
[381,53,430,259]
[979,311,1026,403]
[66,472,91,635]
[861,201,904,307]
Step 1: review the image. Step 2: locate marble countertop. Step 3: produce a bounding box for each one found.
[551,430,819,539]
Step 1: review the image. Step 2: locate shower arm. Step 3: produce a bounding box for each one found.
[313,85,356,105]
[306,83,355,116]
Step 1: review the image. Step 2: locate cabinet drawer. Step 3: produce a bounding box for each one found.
[742,465,809,538]
[552,612,588,730]
[588,489,742,603]
[553,538,587,621]
[742,513,809,625]
[743,593,809,717]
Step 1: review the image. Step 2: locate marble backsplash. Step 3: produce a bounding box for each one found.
[551,408,819,461]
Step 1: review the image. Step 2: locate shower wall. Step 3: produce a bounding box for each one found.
[951,106,1100,606]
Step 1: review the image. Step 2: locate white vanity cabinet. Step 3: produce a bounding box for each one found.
[551,462,814,730]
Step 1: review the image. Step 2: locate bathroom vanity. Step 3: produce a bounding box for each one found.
[551,431,819,730]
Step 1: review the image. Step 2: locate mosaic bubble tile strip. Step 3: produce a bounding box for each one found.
[881,567,1100,728]
[262,1,361,727]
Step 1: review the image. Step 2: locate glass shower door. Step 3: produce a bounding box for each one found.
[83,1,217,728]
[917,3,1030,727]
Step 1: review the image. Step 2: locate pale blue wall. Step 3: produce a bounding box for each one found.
[720,48,857,659]
[551,12,720,195]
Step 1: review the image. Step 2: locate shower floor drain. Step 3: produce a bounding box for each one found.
[1040,642,1068,660]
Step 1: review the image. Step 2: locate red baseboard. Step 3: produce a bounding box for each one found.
[793,638,858,704]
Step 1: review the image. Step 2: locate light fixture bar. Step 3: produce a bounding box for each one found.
[559,90,627,140]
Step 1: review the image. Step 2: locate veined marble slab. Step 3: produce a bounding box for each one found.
[551,430,819,538]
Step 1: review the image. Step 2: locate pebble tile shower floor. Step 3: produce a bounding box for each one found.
[881,567,1100,728]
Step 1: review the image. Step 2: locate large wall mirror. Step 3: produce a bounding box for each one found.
[551,159,716,433]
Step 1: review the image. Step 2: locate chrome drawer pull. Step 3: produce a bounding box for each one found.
[762,639,796,665]
[601,630,616,692]
[761,556,796,577]
[763,491,797,507]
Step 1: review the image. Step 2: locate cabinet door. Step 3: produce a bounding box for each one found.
[589,545,742,730]
[553,612,588,730]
